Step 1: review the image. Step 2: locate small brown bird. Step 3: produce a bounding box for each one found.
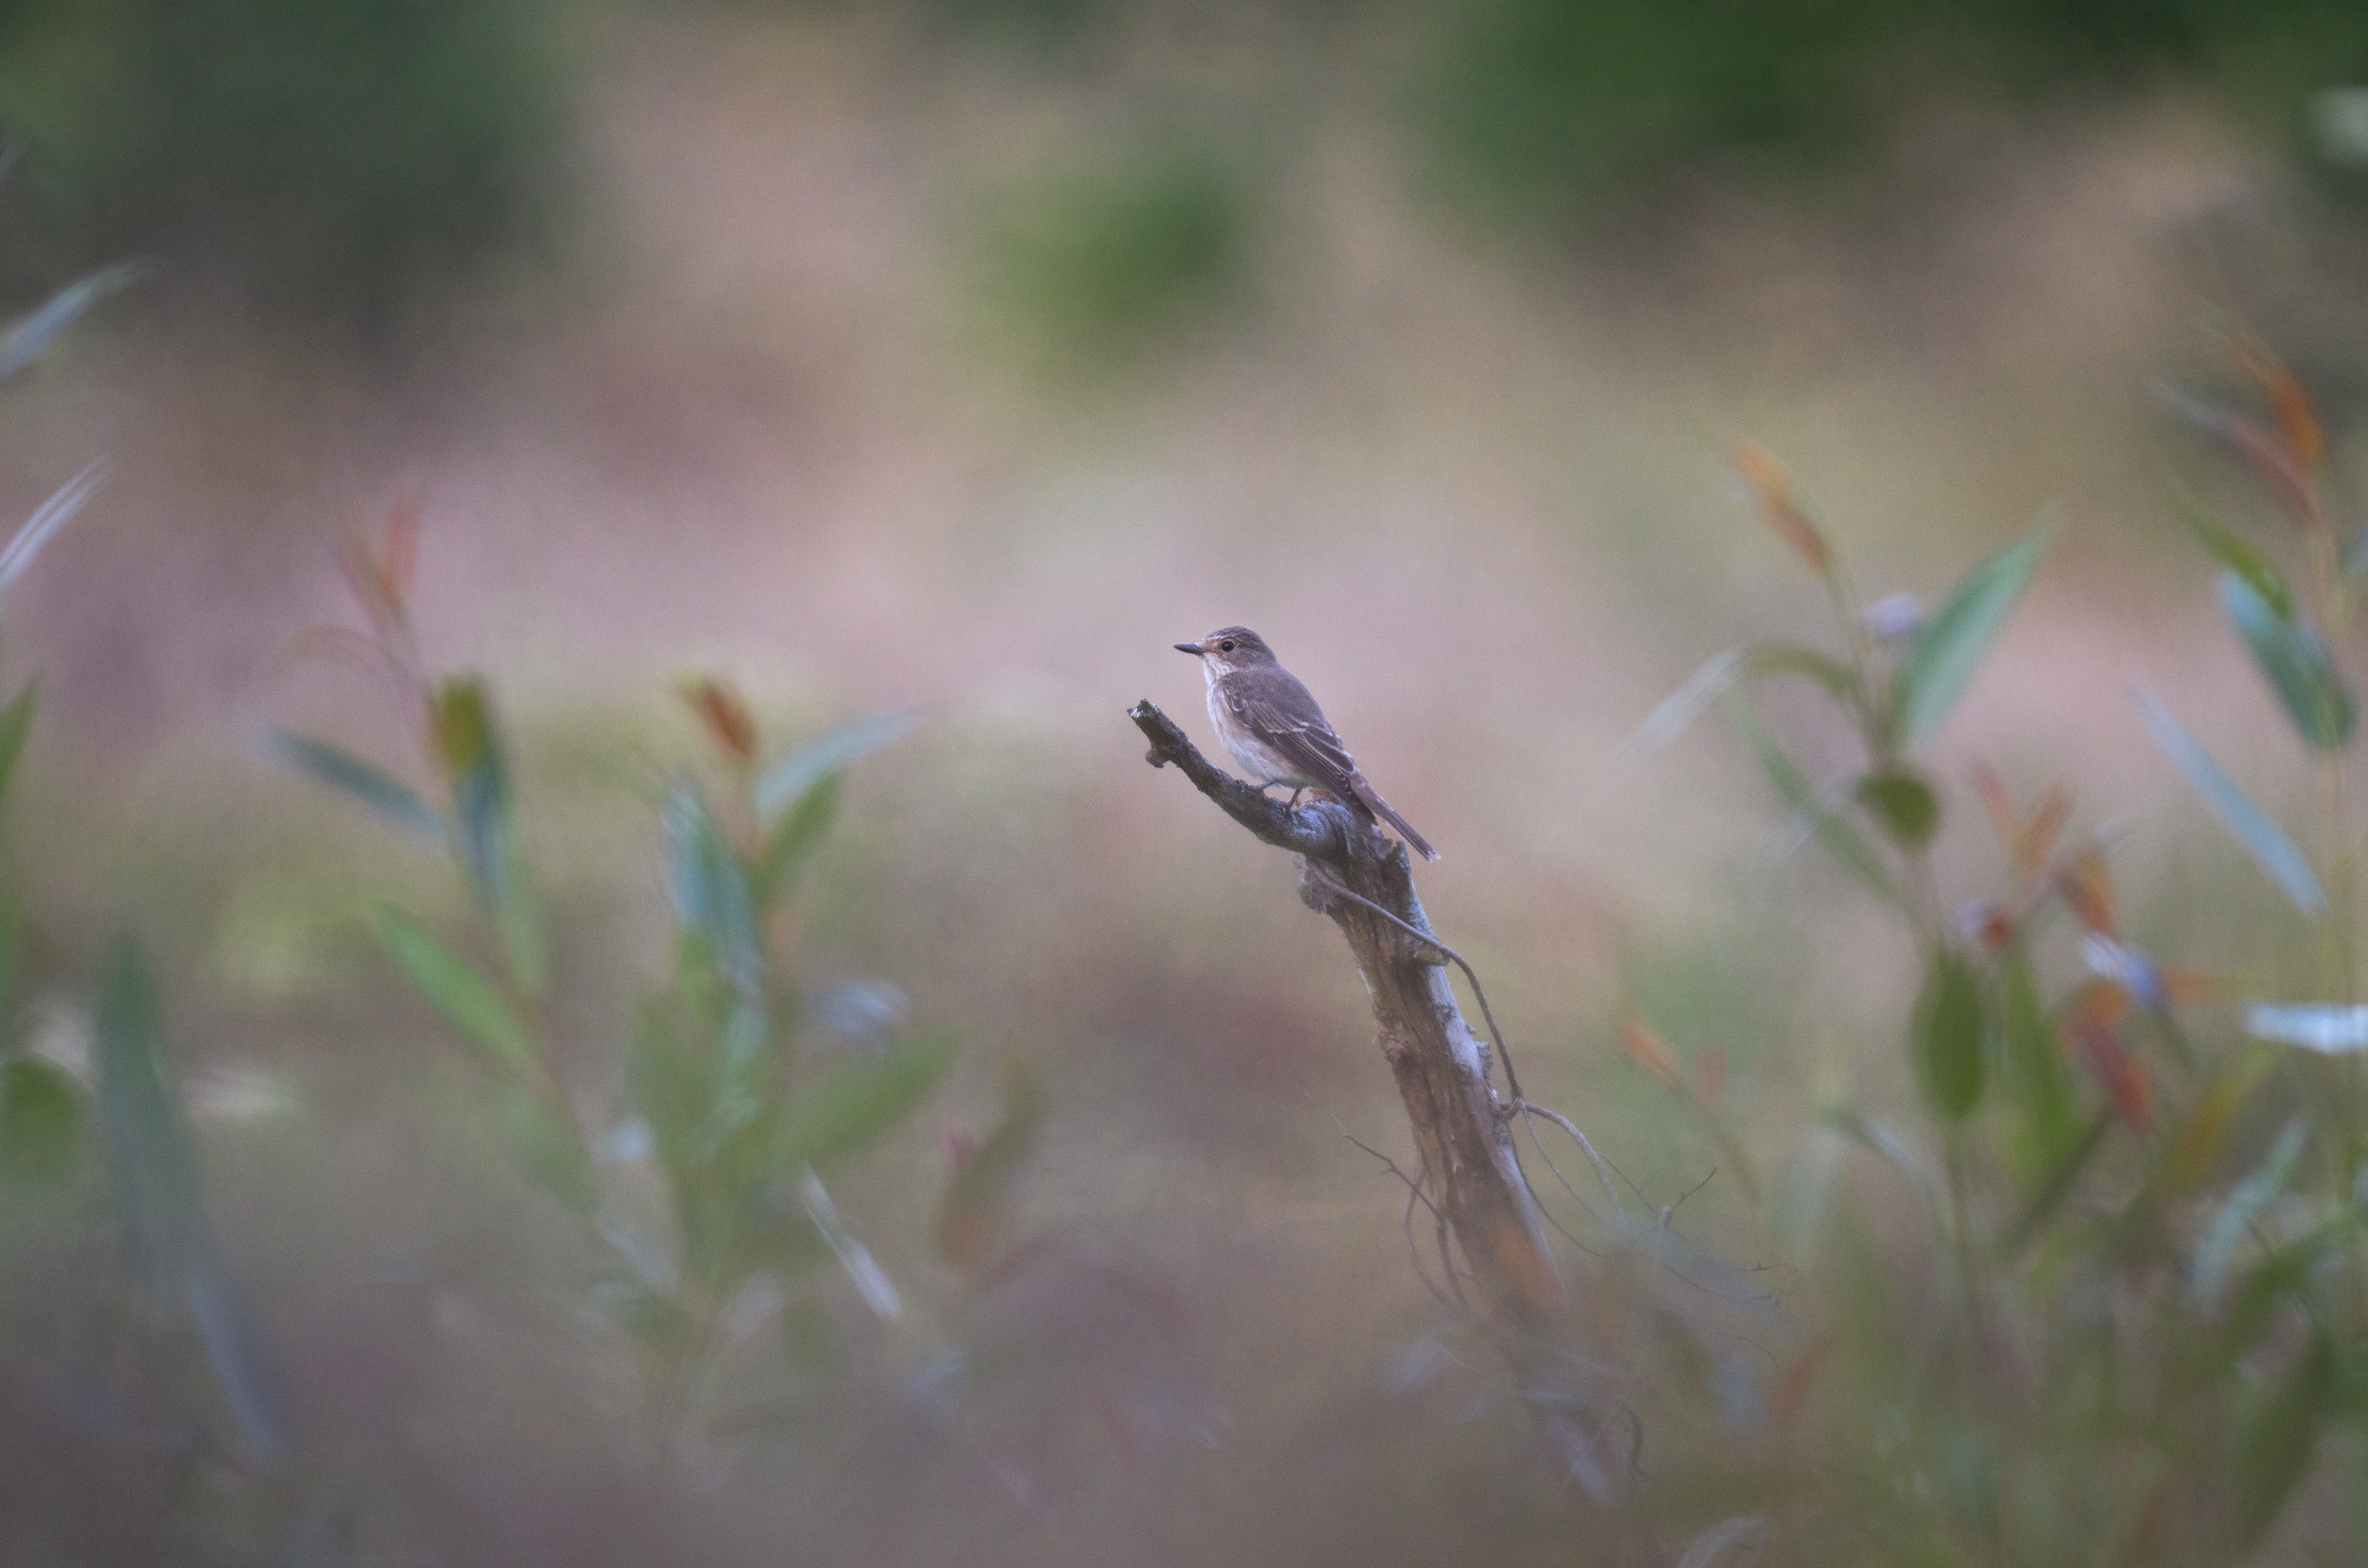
[1175,626,1438,861]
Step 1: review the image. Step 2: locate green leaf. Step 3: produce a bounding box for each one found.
[753,707,922,820]
[770,1031,959,1173]
[0,1056,86,1189]
[1723,694,1903,908]
[1913,947,1986,1120]
[1894,513,2054,748]
[2193,1118,2308,1309]
[750,773,840,908]
[0,679,37,808]
[373,905,537,1081]
[1855,768,1940,848]
[1997,948,2077,1178]
[0,262,140,385]
[264,729,446,844]
[92,940,293,1459]
[1994,1108,2114,1265]
[662,788,759,997]
[2221,571,2355,749]
[2237,1329,2334,1549]
[2175,493,2295,620]
[2134,685,2325,914]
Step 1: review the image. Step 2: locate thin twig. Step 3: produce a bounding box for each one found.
[1299,1080,1459,1311]
[1516,1100,1633,1222]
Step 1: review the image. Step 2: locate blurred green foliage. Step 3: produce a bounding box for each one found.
[0,0,573,331]
[965,139,1252,376]
[1416,0,2368,230]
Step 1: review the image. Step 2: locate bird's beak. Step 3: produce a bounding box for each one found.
[1174,643,1203,656]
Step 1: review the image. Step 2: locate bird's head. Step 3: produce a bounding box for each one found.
[1174,626,1278,673]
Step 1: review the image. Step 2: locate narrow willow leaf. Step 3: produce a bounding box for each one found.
[1631,644,1859,759]
[1855,768,1941,848]
[1994,1109,2114,1264]
[749,773,840,907]
[93,941,293,1458]
[373,905,537,1081]
[753,707,922,820]
[2221,572,2355,749]
[1673,1515,1765,1568]
[770,1031,959,1174]
[2245,1002,2368,1054]
[263,729,446,844]
[1913,947,1986,1120]
[661,788,759,997]
[0,262,140,385]
[494,1085,594,1212]
[2175,493,2295,619]
[798,1169,901,1319]
[1723,694,1903,908]
[0,462,105,601]
[2193,1118,2308,1309]
[0,679,36,807]
[1895,513,2055,748]
[0,1056,86,1188]
[2132,686,2325,914]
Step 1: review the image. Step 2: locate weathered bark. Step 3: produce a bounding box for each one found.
[1129,699,1563,1333]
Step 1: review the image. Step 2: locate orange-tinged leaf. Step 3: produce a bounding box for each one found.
[2056,846,2117,937]
[1616,1015,1687,1093]
[2228,334,2323,469]
[1728,441,1832,574]
[2066,978,2130,1033]
[2073,1017,2151,1133]
[2158,965,2220,1006]
[1695,1048,1726,1102]
[2013,785,2074,883]
[681,677,759,764]
[1770,1336,1832,1430]
[1972,761,2017,852]
[1959,901,2017,955]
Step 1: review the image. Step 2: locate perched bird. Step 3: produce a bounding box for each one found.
[1175,626,1438,861]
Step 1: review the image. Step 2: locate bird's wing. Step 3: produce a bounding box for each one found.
[1222,674,1358,788]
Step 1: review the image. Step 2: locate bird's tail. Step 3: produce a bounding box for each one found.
[1348,774,1439,861]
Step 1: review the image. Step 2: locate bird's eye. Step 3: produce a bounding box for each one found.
[1220,639,1235,652]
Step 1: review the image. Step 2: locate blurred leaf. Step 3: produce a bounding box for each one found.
[2245,1002,2368,1054]
[0,462,105,602]
[263,728,445,844]
[1997,948,2077,1177]
[0,263,140,385]
[2071,1013,2151,1134]
[1995,1108,2114,1264]
[606,1282,697,1358]
[2160,385,2323,527]
[2167,1048,2276,1192]
[2226,333,2323,469]
[2193,1117,2308,1309]
[1722,694,1903,908]
[753,707,923,821]
[1632,642,1858,758]
[0,1056,86,1188]
[2236,1329,2334,1549]
[1855,767,1940,848]
[428,679,543,993]
[682,677,759,765]
[750,773,840,908]
[2133,685,2325,915]
[1895,513,2054,748]
[1912,947,1985,1120]
[0,678,35,809]
[92,940,294,1459]
[1819,1107,1943,1217]
[797,1168,901,1319]
[2220,572,2354,749]
[662,788,759,996]
[770,1031,959,1174]
[493,1083,593,1212]
[2174,493,2295,620]
[937,1059,1044,1271]
[1728,441,1832,574]
[373,904,536,1081]
[2055,845,2119,937]
[1615,1013,1688,1093]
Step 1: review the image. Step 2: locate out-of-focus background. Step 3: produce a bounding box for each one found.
[3,1,2367,1562]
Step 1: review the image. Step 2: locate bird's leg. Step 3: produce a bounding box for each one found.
[1285,786,1307,809]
